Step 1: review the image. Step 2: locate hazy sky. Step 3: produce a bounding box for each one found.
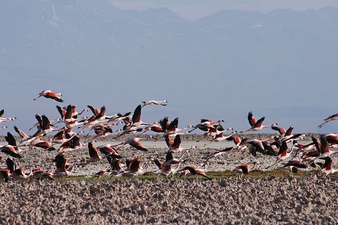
[108,0,338,20]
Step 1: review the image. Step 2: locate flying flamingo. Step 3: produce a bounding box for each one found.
[14,126,33,146]
[241,111,277,133]
[123,104,152,131]
[106,112,131,123]
[203,130,237,146]
[30,139,56,151]
[165,134,196,153]
[153,151,185,176]
[318,112,338,128]
[188,119,224,133]
[118,137,148,152]
[31,168,55,180]
[282,160,307,173]
[205,147,234,161]
[97,144,121,158]
[107,157,125,175]
[227,134,249,150]
[0,109,16,123]
[0,132,23,158]
[142,100,168,107]
[0,169,11,182]
[160,117,191,137]
[58,135,82,152]
[87,142,102,162]
[31,114,62,139]
[81,105,107,130]
[56,104,87,122]
[318,157,338,175]
[53,153,74,176]
[234,163,257,175]
[246,139,267,157]
[34,90,64,102]
[120,157,149,177]
[265,140,296,169]
[11,167,32,180]
[177,165,211,180]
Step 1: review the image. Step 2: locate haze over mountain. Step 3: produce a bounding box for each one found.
[1,0,338,134]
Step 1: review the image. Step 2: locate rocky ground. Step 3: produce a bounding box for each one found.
[1,175,337,224]
[1,134,338,224]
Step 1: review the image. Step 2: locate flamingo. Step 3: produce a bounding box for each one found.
[323,133,338,145]
[88,142,102,162]
[318,157,338,175]
[315,135,338,157]
[162,151,185,168]
[227,134,249,150]
[58,135,82,152]
[30,139,56,151]
[235,163,257,175]
[246,139,267,157]
[0,132,23,158]
[142,100,168,107]
[120,137,148,152]
[53,153,74,176]
[203,130,237,146]
[318,112,338,128]
[177,165,211,180]
[241,111,277,133]
[281,126,296,141]
[106,112,131,123]
[97,144,121,158]
[14,126,33,146]
[31,168,54,180]
[205,147,233,161]
[159,117,190,136]
[165,134,196,153]
[52,128,73,144]
[56,104,86,124]
[81,105,107,130]
[188,119,223,133]
[120,157,148,177]
[0,145,22,158]
[86,124,114,139]
[277,140,295,161]
[107,157,125,175]
[34,90,64,102]
[7,158,31,180]
[265,140,295,169]
[31,114,61,138]
[0,169,11,182]
[203,124,233,138]
[153,151,184,176]
[5,157,15,173]
[271,124,286,136]
[123,104,152,132]
[11,167,32,180]
[153,159,175,176]
[0,109,16,123]
[282,160,307,173]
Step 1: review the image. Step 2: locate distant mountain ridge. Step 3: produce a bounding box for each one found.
[1,0,338,133]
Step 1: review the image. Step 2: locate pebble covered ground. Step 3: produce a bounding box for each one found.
[1,134,338,224]
[1,175,337,224]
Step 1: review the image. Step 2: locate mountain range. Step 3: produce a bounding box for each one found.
[1,0,338,133]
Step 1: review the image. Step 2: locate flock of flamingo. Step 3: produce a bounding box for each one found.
[0,89,338,182]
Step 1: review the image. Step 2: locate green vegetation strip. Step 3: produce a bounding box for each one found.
[2,169,337,184]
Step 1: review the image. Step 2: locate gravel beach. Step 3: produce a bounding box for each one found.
[1,134,338,224]
[1,175,337,224]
